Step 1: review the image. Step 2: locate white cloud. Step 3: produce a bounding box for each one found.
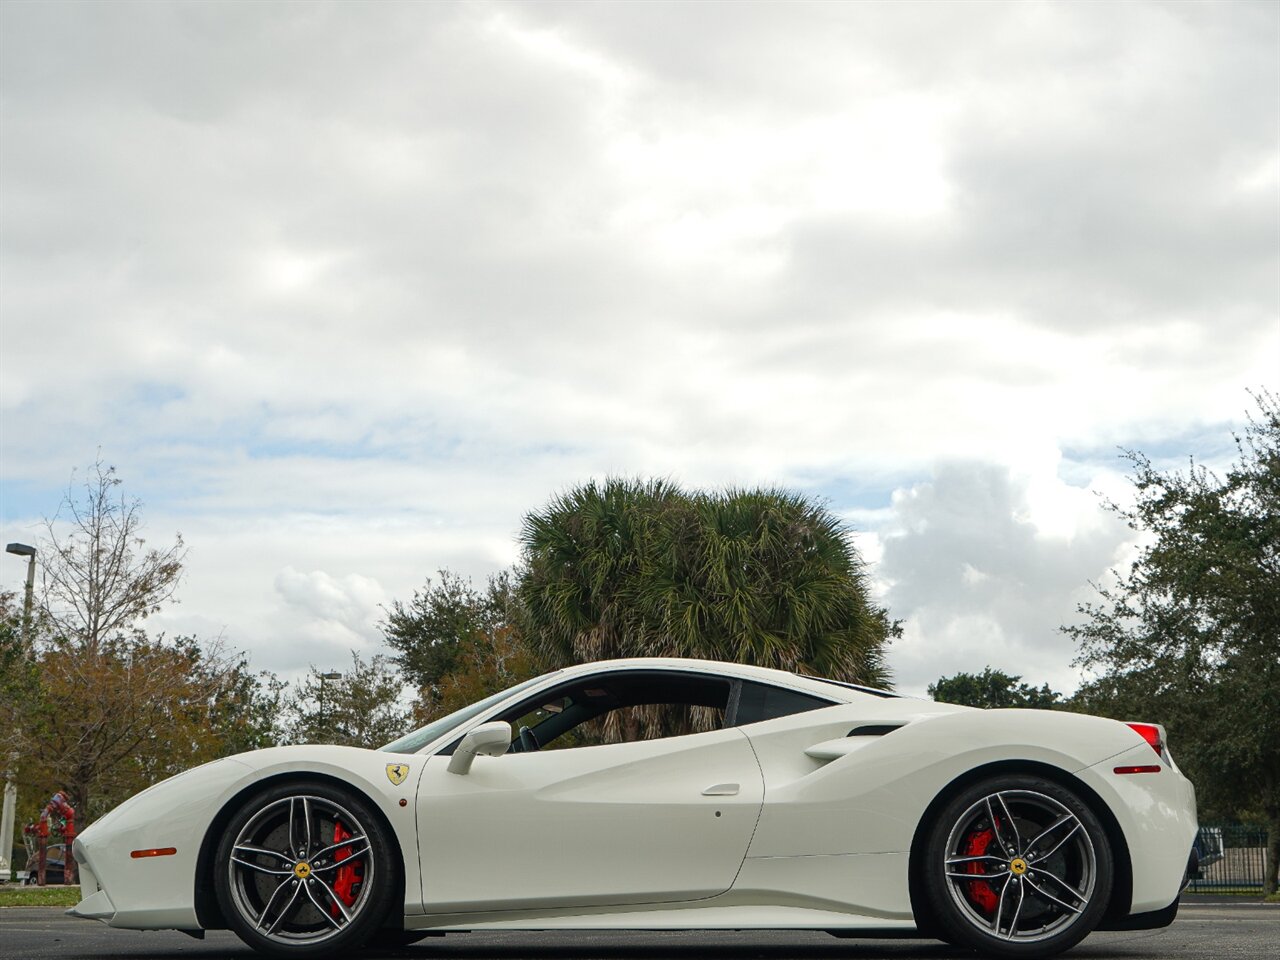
[274,567,385,637]
[1,1,1275,684]
[875,461,1134,697]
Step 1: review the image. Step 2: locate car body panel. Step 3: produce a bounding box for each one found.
[742,704,1148,859]
[414,726,764,913]
[68,657,1197,943]
[404,851,916,932]
[1074,742,1199,913]
[74,757,252,930]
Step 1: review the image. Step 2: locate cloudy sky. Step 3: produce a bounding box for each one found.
[1,0,1276,697]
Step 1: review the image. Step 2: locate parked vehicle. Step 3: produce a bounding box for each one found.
[1191,826,1224,876]
[20,843,66,885]
[70,658,1198,958]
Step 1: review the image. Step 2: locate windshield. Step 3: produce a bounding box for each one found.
[380,671,559,754]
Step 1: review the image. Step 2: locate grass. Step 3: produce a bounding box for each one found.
[1265,890,1280,904]
[0,883,81,907]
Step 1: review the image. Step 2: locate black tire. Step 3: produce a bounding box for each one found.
[921,774,1112,959]
[214,780,398,958]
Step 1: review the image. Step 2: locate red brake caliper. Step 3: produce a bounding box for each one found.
[963,825,1000,914]
[330,820,363,917]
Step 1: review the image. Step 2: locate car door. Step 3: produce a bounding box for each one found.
[414,724,764,914]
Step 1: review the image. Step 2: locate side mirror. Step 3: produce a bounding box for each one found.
[447,721,512,775]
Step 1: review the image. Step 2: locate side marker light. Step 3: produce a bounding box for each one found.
[130,847,178,858]
[1114,765,1162,775]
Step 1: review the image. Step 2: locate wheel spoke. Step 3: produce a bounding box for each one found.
[1026,875,1084,914]
[1006,881,1027,940]
[1037,822,1082,862]
[303,881,344,930]
[311,834,370,863]
[984,796,1014,858]
[1028,813,1077,852]
[303,796,313,851]
[231,856,293,876]
[947,868,1009,880]
[1035,866,1088,903]
[991,873,1013,934]
[995,793,1022,851]
[946,854,1008,866]
[313,875,354,924]
[287,797,299,854]
[234,843,292,864]
[257,879,300,933]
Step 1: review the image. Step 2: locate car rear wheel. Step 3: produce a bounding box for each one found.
[214,780,396,958]
[922,774,1112,958]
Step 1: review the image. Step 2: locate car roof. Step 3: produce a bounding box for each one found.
[548,657,896,702]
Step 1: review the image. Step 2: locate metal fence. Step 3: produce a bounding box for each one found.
[1187,824,1270,893]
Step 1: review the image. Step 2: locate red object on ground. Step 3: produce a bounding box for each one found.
[32,792,78,886]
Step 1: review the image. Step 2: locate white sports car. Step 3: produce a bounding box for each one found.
[70,658,1197,958]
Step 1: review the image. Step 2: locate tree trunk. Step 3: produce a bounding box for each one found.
[68,779,89,828]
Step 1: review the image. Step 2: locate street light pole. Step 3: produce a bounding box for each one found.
[2,543,36,882]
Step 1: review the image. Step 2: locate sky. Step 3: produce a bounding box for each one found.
[1,0,1276,698]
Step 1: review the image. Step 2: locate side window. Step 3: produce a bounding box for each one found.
[499,672,732,752]
[732,680,834,727]
[510,696,572,738]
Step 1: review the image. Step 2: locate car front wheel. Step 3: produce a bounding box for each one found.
[922,774,1113,958]
[213,780,396,958]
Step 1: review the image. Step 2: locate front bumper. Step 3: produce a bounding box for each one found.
[68,757,251,930]
[65,853,114,921]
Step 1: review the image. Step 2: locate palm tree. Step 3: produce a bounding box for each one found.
[518,479,892,688]
[517,477,680,665]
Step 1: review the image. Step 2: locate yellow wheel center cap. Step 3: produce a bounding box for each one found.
[1009,858,1028,875]
[293,861,312,879]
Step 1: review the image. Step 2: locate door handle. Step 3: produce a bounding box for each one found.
[701,783,739,796]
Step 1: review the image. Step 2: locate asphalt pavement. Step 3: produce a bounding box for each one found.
[0,903,1276,960]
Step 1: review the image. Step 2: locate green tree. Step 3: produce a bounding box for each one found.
[417,625,542,726]
[0,592,40,760]
[0,593,41,871]
[5,462,293,830]
[1064,390,1280,895]
[928,667,1063,709]
[382,570,521,696]
[13,463,258,822]
[286,652,410,748]
[21,628,255,822]
[211,666,289,756]
[518,479,894,686]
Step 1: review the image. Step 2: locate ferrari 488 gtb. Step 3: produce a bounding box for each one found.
[69,658,1197,957]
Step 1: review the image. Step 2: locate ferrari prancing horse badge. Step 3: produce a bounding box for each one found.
[386,763,410,786]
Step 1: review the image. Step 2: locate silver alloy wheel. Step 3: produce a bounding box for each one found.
[942,788,1097,944]
[226,794,376,946]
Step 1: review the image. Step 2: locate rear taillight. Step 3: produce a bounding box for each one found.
[1126,722,1164,757]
